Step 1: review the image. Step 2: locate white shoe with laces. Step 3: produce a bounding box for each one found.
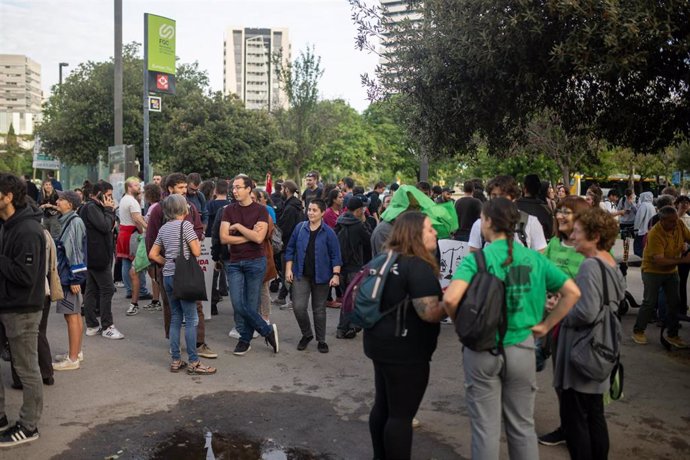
[85,326,102,336]
[126,303,139,316]
[101,325,125,340]
[53,357,80,371]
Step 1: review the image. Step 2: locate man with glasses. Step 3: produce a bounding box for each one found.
[186,173,208,228]
[221,175,279,356]
[0,173,45,445]
[468,175,547,253]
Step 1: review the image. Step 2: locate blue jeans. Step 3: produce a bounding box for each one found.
[122,258,149,297]
[164,276,199,363]
[226,257,271,342]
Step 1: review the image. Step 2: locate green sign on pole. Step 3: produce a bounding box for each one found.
[147,14,176,75]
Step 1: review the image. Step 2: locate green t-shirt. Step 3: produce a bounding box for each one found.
[544,236,585,279]
[453,239,569,347]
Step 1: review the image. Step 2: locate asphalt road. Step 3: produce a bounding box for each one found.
[1,240,689,459]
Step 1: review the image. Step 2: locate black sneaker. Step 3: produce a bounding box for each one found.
[317,342,329,353]
[538,427,566,446]
[265,324,279,353]
[211,304,219,316]
[297,335,313,351]
[0,415,8,432]
[233,341,251,356]
[336,329,357,339]
[0,423,39,447]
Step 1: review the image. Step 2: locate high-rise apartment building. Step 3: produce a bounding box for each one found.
[379,1,422,67]
[0,54,42,134]
[223,27,291,111]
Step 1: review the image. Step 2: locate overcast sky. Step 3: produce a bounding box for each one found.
[0,0,380,111]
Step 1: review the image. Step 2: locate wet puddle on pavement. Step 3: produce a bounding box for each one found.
[150,429,329,460]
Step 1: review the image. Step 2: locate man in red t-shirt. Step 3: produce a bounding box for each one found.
[220,174,279,356]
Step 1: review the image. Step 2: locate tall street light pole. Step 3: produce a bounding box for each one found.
[114,0,123,146]
[58,62,69,86]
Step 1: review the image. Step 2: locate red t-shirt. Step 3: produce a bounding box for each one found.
[221,201,269,261]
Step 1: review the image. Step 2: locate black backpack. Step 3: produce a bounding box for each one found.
[454,250,508,352]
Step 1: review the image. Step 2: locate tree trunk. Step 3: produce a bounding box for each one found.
[561,164,570,190]
[419,150,429,182]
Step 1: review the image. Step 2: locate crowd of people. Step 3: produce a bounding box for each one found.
[0,168,687,459]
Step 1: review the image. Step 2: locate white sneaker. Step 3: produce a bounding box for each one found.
[53,357,80,371]
[85,326,102,336]
[441,317,453,325]
[126,303,139,316]
[114,281,125,288]
[228,328,259,339]
[101,325,125,340]
[55,351,83,362]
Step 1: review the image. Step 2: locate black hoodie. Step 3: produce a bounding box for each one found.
[0,204,46,312]
[278,196,305,246]
[335,211,372,272]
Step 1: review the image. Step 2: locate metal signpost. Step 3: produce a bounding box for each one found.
[143,13,176,183]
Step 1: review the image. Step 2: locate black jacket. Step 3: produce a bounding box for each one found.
[79,199,116,270]
[0,204,46,313]
[278,196,305,245]
[335,211,372,272]
[211,204,230,262]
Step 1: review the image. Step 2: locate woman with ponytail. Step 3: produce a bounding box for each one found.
[443,197,581,460]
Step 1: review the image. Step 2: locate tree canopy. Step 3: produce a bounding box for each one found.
[352,0,690,157]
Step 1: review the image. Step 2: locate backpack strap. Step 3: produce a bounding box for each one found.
[516,211,529,247]
[474,249,487,273]
[57,214,78,241]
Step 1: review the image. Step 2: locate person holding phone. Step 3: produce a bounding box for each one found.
[79,181,123,340]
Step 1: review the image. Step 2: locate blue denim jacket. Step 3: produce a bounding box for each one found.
[285,221,342,284]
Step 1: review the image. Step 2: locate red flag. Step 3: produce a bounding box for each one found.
[266,172,272,195]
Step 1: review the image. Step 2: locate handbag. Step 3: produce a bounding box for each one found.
[171,221,207,301]
[570,259,622,382]
[133,234,151,273]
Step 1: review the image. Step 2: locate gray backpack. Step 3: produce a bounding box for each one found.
[570,259,623,382]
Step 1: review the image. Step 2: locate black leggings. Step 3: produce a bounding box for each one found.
[369,360,430,460]
[560,388,609,460]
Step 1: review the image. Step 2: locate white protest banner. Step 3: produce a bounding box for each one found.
[197,239,214,320]
[438,239,470,289]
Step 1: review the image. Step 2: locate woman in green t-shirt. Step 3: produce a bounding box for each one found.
[538,195,588,446]
[443,197,580,460]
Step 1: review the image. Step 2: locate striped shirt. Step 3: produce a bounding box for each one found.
[154,220,198,276]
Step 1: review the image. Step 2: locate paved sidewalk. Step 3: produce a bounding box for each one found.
[0,242,688,459]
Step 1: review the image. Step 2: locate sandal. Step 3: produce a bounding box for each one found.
[187,361,216,375]
[170,359,188,373]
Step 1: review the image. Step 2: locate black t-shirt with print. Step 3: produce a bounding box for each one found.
[363,255,442,363]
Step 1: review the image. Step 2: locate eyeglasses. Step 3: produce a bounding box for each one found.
[232,186,247,190]
[556,209,573,215]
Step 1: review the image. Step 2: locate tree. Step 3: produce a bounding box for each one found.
[273,46,324,178]
[158,92,282,179]
[351,0,690,157]
[0,124,32,175]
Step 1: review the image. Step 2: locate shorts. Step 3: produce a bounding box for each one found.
[56,290,83,315]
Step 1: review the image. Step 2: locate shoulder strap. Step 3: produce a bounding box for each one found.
[516,211,529,246]
[178,220,185,256]
[58,215,78,241]
[594,258,610,308]
[474,249,487,273]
